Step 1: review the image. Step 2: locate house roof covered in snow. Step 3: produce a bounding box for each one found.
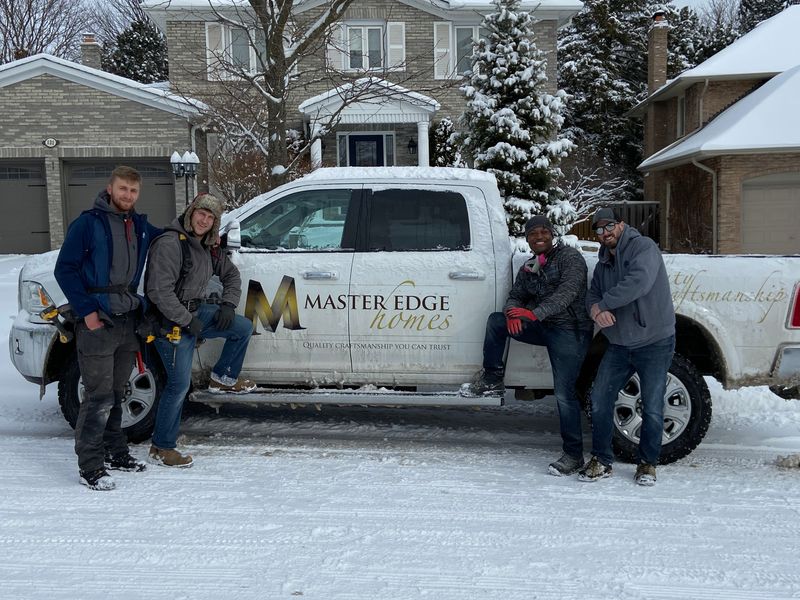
[143,0,583,30]
[642,5,800,105]
[639,63,800,171]
[0,53,202,118]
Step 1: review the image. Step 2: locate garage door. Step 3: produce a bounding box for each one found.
[741,172,800,254]
[0,162,49,254]
[65,162,176,229]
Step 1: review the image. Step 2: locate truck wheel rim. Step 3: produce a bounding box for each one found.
[77,366,157,429]
[613,372,692,446]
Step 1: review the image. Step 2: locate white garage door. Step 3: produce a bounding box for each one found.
[741,172,800,254]
[0,162,50,254]
[65,162,176,229]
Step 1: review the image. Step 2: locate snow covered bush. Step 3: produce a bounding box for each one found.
[429,119,466,168]
[102,19,168,84]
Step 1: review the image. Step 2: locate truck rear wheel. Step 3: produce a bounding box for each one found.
[57,353,163,443]
[588,353,712,464]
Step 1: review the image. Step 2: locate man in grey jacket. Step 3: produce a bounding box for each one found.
[462,215,594,475]
[145,194,255,467]
[579,208,675,486]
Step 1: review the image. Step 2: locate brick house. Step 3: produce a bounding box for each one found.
[637,6,800,254]
[0,41,200,252]
[143,0,581,170]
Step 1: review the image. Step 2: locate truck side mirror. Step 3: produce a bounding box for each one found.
[223,219,241,250]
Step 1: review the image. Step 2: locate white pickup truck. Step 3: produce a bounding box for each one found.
[9,167,800,464]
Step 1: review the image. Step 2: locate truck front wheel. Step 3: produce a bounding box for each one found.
[588,353,712,464]
[57,353,162,443]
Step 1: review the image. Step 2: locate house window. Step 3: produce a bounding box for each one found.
[206,22,267,79]
[434,23,487,79]
[348,26,384,70]
[676,95,686,138]
[455,26,480,74]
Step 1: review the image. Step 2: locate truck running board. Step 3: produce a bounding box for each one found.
[189,388,504,408]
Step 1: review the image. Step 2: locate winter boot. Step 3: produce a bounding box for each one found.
[460,368,505,397]
[208,373,257,394]
[149,445,193,468]
[577,456,613,482]
[79,467,116,491]
[634,463,657,486]
[548,453,585,476]
[105,451,147,472]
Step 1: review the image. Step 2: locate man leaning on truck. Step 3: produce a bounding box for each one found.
[461,215,594,476]
[579,207,676,487]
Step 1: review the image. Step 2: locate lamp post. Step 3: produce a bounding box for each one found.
[170,150,200,206]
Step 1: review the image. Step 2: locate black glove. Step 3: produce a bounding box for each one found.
[186,316,204,338]
[214,302,236,331]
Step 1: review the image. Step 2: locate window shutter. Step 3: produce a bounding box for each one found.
[326,24,345,72]
[387,22,405,71]
[206,22,224,80]
[433,22,452,80]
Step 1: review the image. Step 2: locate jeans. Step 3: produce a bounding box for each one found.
[483,312,592,458]
[74,312,139,472]
[589,335,675,466]
[152,303,254,449]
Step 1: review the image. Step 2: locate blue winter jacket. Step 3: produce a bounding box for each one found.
[55,196,161,319]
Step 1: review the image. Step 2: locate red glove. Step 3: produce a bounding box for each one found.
[506,317,523,336]
[506,307,537,322]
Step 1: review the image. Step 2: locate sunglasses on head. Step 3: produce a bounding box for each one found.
[594,222,618,235]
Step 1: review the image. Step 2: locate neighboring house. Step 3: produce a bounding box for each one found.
[143,0,581,170]
[0,37,200,252]
[637,6,800,255]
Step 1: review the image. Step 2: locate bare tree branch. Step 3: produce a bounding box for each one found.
[0,0,90,63]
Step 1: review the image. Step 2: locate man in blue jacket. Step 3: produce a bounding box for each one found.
[579,208,675,486]
[55,166,161,491]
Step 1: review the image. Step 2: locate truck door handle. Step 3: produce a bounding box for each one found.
[449,271,485,280]
[302,271,338,280]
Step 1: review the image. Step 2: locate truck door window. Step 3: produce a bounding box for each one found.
[239,189,355,250]
[366,189,470,251]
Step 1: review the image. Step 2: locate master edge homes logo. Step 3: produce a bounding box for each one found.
[244,277,452,333]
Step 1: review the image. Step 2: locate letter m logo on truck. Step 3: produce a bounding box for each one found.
[244,277,305,332]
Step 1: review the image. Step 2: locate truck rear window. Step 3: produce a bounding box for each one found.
[366,189,470,251]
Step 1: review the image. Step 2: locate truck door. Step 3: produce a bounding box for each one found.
[348,184,497,386]
[207,185,360,384]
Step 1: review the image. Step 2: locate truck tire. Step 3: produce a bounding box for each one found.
[588,353,712,464]
[57,353,163,443]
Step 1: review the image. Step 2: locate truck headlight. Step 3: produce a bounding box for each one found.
[20,281,54,323]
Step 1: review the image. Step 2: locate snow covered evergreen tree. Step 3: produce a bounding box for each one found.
[460,0,573,236]
[103,20,168,84]
[429,119,466,167]
[737,0,788,34]
[558,0,702,204]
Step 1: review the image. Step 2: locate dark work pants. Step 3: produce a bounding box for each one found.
[74,312,139,472]
[483,312,592,458]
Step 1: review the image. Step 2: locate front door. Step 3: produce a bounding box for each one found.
[348,135,384,167]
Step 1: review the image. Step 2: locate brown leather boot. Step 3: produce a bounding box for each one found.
[148,445,193,468]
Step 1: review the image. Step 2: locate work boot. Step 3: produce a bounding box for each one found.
[460,368,505,397]
[79,467,116,491]
[208,373,257,394]
[548,453,585,477]
[105,451,147,472]
[149,445,193,468]
[577,456,613,482]
[634,463,657,486]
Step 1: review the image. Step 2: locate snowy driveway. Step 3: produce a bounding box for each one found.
[1,255,799,599]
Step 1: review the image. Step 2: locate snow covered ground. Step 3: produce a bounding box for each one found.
[1,253,799,600]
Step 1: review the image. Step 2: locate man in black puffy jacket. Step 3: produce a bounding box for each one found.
[461,215,593,476]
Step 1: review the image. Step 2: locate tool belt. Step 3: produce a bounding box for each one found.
[181,298,222,312]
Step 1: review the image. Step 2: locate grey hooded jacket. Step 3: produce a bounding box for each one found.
[144,215,241,327]
[587,225,675,348]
